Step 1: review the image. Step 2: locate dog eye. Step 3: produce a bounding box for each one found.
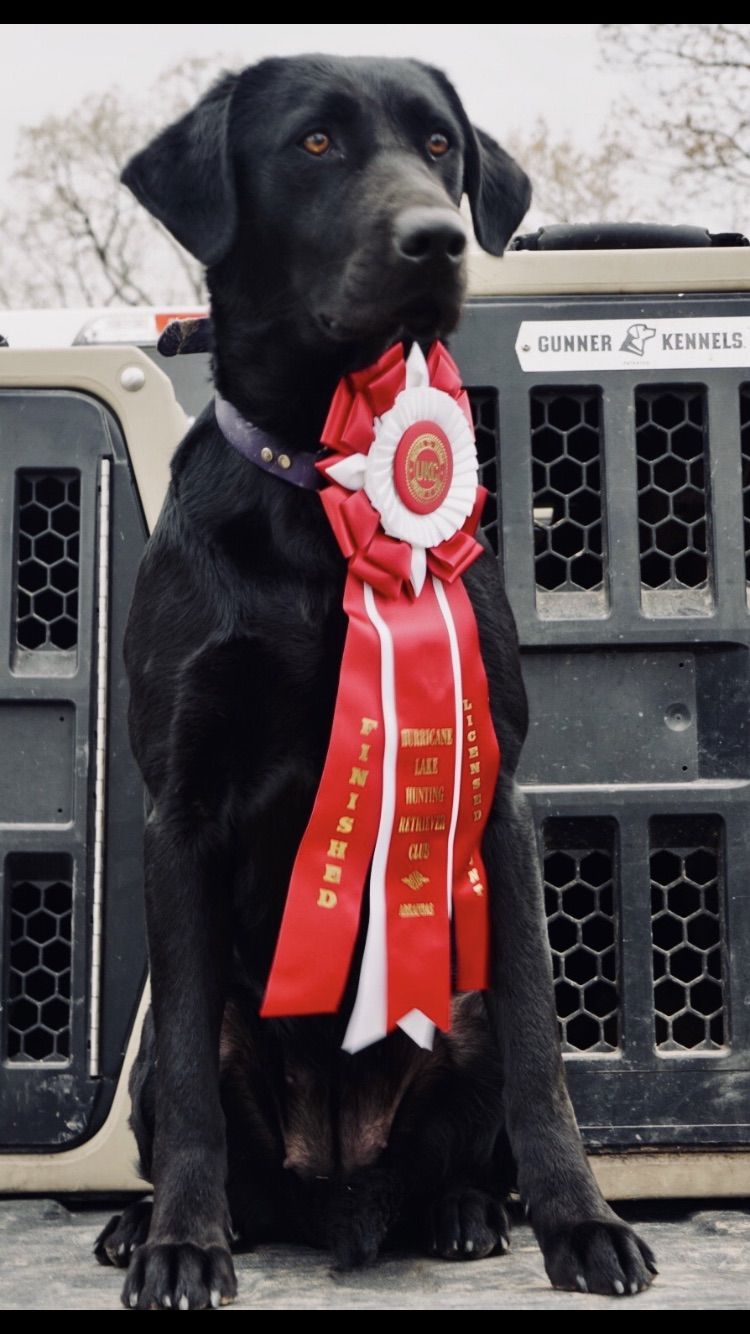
[427,132,450,159]
[302,131,332,156]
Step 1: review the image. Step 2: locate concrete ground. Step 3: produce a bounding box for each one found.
[1,1195,749,1310]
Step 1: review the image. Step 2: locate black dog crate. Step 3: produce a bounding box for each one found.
[454,240,750,1184]
[1,242,750,1197]
[0,347,179,1193]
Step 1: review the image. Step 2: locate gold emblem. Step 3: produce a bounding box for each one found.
[404,432,450,505]
[402,870,430,891]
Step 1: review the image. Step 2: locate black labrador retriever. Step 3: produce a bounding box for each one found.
[95,54,656,1309]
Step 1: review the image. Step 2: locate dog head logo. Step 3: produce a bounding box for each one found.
[620,322,656,356]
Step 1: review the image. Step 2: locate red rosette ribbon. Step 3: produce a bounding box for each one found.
[261,342,501,1052]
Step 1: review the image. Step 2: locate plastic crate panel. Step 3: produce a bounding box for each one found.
[636,386,712,614]
[650,815,726,1052]
[543,818,619,1053]
[531,387,606,616]
[4,853,73,1063]
[15,470,80,662]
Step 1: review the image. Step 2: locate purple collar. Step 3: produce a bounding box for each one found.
[214,394,322,490]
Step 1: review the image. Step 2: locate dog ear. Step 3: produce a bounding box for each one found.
[463,126,532,255]
[121,74,239,266]
[423,66,531,255]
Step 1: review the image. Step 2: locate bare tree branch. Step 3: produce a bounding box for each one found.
[0,55,232,309]
[504,119,641,231]
[599,24,750,228]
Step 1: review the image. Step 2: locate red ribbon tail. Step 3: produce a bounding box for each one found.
[260,577,384,1018]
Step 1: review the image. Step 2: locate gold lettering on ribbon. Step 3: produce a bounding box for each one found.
[468,863,485,897]
[400,728,453,747]
[408,842,430,860]
[398,902,435,917]
[317,716,376,911]
[397,814,446,833]
[405,786,445,804]
[414,756,438,775]
[464,698,484,823]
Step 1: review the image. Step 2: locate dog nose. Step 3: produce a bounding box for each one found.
[394,207,467,265]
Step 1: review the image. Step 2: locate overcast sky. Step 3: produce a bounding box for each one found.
[0,23,624,193]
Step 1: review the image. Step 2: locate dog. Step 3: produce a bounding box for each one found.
[94,54,656,1309]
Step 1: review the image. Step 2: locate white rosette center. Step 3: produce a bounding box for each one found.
[325,344,479,595]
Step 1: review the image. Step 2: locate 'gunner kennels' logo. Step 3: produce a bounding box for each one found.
[620,323,657,356]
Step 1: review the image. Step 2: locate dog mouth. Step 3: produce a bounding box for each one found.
[394,297,453,340]
[318,295,459,347]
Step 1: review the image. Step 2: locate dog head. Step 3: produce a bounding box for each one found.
[123,54,530,358]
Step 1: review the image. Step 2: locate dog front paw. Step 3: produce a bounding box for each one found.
[426,1187,510,1260]
[122,1241,237,1310]
[542,1219,657,1295]
[94,1199,153,1268]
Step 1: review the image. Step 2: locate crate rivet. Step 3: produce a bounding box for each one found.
[665,702,692,731]
[120,366,146,392]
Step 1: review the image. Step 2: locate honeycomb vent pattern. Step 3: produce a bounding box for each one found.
[530,389,605,596]
[636,387,710,596]
[467,389,500,556]
[5,855,73,1062]
[650,816,725,1051]
[543,819,619,1052]
[15,471,80,651]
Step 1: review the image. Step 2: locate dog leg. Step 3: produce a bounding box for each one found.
[483,780,657,1295]
[95,1007,157,1268]
[120,816,238,1311]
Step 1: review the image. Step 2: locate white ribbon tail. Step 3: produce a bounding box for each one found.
[410,544,427,596]
[433,575,464,926]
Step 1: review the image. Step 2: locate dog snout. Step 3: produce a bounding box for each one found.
[393,206,467,267]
